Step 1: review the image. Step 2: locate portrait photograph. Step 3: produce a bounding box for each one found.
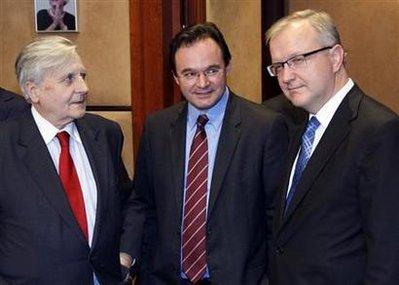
[34,0,78,32]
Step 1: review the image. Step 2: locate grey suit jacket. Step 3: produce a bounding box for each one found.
[270,85,399,284]
[0,112,130,284]
[121,92,288,285]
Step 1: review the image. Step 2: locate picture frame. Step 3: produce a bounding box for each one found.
[34,0,78,32]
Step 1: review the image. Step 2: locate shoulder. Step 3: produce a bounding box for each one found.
[37,9,48,17]
[146,101,186,126]
[352,86,398,127]
[230,92,282,122]
[64,12,75,19]
[0,87,23,103]
[0,88,29,121]
[79,113,122,134]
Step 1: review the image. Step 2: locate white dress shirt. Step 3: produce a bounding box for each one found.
[31,107,99,284]
[286,79,355,197]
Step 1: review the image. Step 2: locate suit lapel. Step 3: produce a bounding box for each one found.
[208,94,241,218]
[275,123,305,231]
[18,114,86,242]
[170,103,188,220]
[75,118,109,248]
[278,86,362,234]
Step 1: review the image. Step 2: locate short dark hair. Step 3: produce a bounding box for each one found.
[169,22,231,74]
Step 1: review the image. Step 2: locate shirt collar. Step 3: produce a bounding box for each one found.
[31,106,81,145]
[312,78,354,128]
[187,87,229,131]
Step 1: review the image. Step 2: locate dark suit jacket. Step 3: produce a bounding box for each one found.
[121,93,288,285]
[0,112,130,284]
[0,87,29,121]
[263,94,307,142]
[270,85,399,284]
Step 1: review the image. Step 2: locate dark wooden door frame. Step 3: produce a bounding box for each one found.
[261,0,287,101]
[129,0,206,158]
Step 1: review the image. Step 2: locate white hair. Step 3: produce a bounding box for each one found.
[15,36,79,102]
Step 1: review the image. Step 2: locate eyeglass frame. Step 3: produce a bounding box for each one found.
[175,66,225,82]
[267,46,334,77]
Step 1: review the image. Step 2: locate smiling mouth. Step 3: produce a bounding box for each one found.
[286,86,305,93]
[195,89,213,95]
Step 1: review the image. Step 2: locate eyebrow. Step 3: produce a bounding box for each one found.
[179,64,222,73]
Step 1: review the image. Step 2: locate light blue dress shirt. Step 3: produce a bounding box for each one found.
[180,87,229,279]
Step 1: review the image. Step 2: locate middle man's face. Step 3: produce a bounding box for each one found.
[173,38,230,110]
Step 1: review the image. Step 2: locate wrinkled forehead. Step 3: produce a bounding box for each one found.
[40,53,84,80]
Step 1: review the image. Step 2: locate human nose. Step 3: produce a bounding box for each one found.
[76,75,89,93]
[279,63,295,84]
[195,72,210,88]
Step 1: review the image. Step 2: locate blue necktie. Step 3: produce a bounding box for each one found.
[285,116,320,213]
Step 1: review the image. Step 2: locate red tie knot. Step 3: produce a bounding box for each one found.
[56,131,70,148]
[197,114,209,129]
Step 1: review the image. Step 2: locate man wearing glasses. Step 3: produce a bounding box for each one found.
[266,10,399,284]
[120,22,288,284]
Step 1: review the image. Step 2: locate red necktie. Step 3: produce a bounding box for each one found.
[57,131,88,240]
[182,114,209,283]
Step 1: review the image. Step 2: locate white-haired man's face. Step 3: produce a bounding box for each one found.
[27,57,89,129]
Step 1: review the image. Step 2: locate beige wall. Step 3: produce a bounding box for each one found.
[289,1,399,114]
[207,0,262,103]
[0,0,134,175]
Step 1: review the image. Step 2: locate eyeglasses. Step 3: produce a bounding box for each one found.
[177,67,224,82]
[267,46,333,77]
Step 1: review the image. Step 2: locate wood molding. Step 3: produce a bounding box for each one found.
[261,0,286,101]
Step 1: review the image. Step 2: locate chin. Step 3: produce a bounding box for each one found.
[194,100,217,110]
[71,109,86,119]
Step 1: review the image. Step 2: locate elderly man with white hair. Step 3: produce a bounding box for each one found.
[0,36,132,284]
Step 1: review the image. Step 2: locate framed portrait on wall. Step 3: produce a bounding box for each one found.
[34,0,78,32]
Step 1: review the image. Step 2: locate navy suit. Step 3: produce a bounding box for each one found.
[121,93,288,284]
[0,112,131,284]
[0,87,29,121]
[270,85,399,284]
[263,94,307,142]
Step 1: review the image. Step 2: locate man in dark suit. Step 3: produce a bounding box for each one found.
[263,94,307,141]
[120,23,287,284]
[265,9,399,284]
[0,36,131,284]
[0,86,29,120]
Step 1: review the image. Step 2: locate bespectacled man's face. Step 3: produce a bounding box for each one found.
[173,38,231,110]
[269,20,340,114]
[27,56,89,129]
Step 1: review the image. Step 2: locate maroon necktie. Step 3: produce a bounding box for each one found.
[182,114,209,283]
[57,131,88,240]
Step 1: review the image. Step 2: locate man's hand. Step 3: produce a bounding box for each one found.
[120,252,134,283]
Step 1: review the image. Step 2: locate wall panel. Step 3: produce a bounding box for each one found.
[207,0,262,103]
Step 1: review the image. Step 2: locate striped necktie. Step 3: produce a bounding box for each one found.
[182,114,209,283]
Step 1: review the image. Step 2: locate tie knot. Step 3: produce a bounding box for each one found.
[56,131,70,148]
[306,116,320,133]
[196,114,209,128]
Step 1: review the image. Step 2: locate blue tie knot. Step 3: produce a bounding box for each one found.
[306,116,320,135]
[285,116,320,213]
